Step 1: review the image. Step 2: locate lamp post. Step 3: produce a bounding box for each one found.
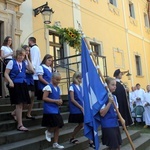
[33,2,54,24]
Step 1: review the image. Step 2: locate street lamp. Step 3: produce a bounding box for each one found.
[122,70,132,80]
[33,2,54,24]
[126,71,132,80]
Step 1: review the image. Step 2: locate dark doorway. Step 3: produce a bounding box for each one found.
[0,21,4,97]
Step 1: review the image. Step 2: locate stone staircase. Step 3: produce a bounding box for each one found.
[0,97,150,150]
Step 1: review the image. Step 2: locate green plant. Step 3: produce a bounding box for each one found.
[47,25,81,50]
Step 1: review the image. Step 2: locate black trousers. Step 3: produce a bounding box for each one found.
[34,80,39,97]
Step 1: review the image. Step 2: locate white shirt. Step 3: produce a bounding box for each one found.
[43,85,62,95]
[36,64,52,75]
[69,84,80,92]
[143,92,150,106]
[6,60,26,70]
[1,46,13,59]
[30,45,41,80]
[129,91,136,103]
[134,89,145,106]
[115,78,121,82]
[134,89,145,101]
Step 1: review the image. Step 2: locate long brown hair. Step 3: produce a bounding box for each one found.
[3,36,13,48]
[22,45,31,61]
[41,54,53,65]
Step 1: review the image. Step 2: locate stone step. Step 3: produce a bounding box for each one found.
[100,130,141,150]
[0,127,83,150]
[0,105,68,121]
[0,125,45,145]
[0,99,44,105]
[0,108,43,121]
[0,98,69,105]
[0,101,43,112]
[61,95,68,105]
[145,145,150,150]
[121,133,150,150]
[0,124,144,150]
[61,95,68,100]
[63,130,140,150]
[0,120,77,145]
[0,112,69,132]
[44,130,140,150]
[0,98,11,104]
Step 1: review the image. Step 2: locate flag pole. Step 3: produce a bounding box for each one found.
[83,37,135,150]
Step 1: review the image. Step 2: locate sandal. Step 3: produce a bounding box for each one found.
[26,116,35,120]
[17,125,28,132]
[69,138,79,144]
[11,113,17,122]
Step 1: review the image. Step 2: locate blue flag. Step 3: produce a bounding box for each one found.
[81,38,108,150]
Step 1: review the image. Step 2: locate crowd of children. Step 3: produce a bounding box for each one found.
[1,36,139,150]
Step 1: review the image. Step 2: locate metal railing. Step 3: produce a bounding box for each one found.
[54,54,107,94]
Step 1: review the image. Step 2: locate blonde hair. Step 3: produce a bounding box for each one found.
[14,48,25,59]
[105,77,115,85]
[72,71,82,84]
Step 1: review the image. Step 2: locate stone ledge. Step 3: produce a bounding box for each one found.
[6,0,25,6]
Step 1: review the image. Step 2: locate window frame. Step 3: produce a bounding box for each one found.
[49,31,64,60]
[109,0,117,7]
[90,41,103,57]
[129,1,135,19]
[144,13,149,28]
[135,55,142,76]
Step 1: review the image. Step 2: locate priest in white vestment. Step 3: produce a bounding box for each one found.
[129,86,136,111]
[134,83,145,106]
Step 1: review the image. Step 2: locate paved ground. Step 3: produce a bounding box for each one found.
[129,123,150,133]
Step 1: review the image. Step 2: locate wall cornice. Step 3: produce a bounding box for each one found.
[6,0,25,6]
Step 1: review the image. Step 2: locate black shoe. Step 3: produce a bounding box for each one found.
[89,143,95,149]
[26,116,35,120]
[5,95,10,98]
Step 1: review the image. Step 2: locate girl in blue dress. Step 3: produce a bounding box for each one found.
[36,54,53,100]
[100,77,125,150]
[42,72,64,149]
[5,49,34,131]
[68,72,83,144]
[23,45,35,120]
[68,71,95,148]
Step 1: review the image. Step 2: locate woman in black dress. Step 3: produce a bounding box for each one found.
[113,69,133,126]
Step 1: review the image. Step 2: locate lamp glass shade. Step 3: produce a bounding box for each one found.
[41,6,54,24]
[126,72,132,80]
[127,76,131,80]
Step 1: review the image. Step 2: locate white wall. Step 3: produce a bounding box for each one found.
[20,0,33,45]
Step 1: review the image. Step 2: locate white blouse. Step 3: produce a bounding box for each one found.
[43,85,62,95]
[6,60,26,70]
[1,46,13,59]
[69,84,80,92]
[36,64,52,75]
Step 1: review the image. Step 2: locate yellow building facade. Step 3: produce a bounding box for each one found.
[1,0,150,95]
[28,0,150,90]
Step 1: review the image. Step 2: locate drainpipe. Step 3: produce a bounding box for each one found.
[121,0,134,86]
[138,2,149,83]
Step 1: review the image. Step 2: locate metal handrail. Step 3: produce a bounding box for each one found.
[53,54,107,91]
